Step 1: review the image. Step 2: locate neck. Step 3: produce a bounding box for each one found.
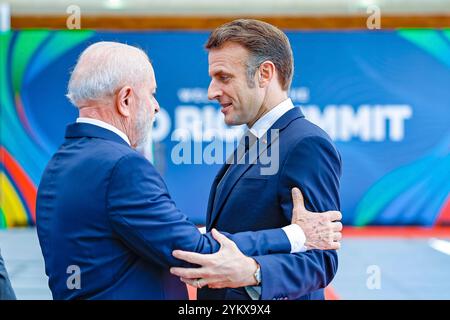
[247,90,288,128]
[78,102,136,147]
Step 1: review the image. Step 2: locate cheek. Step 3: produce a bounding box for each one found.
[142,98,151,113]
[150,103,158,119]
[236,88,256,115]
[229,87,243,109]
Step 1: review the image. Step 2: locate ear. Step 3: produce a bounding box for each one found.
[258,61,275,88]
[116,86,134,117]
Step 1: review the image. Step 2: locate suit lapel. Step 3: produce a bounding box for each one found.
[208,160,253,229]
[208,107,305,229]
[205,163,230,228]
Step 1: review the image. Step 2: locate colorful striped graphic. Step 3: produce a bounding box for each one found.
[0,30,94,227]
[354,30,450,226]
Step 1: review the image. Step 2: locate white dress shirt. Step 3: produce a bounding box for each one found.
[248,97,294,139]
[76,117,131,146]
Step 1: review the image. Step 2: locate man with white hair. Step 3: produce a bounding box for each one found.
[36,42,342,300]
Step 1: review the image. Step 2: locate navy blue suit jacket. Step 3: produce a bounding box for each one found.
[36,123,293,300]
[198,107,342,300]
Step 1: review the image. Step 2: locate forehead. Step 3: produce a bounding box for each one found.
[208,42,249,75]
[147,62,157,87]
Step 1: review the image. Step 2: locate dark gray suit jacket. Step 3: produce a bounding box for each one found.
[0,250,16,300]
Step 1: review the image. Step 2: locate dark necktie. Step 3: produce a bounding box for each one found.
[236,130,258,163]
[211,130,258,217]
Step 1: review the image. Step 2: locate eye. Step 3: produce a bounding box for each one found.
[219,75,230,82]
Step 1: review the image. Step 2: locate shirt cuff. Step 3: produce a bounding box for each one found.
[245,286,262,300]
[198,226,206,234]
[282,224,307,253]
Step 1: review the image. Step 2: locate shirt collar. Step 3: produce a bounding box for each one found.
[76,117,131,146]
[248,98,294,138]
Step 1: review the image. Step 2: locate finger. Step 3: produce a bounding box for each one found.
[207,282,227,289]
[333,232,342,241]
[197,278,208,289]
[211,228,234,247]
[180,277,196,287]
[328,211,342,222]
[304,242,319,251]
[329,241,341,250]
[291,187,306,214]
[172,250,211,266]
[332,222,343,232]
[170,267,206,279]
[181,277,208,289]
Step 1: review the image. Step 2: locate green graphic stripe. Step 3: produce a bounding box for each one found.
[4,31,95,183]
[354,156,434,226]
[0,31,12,171]
[398,29,450,68]
[0,32,12,115]
[11,30,50,93]
[29,30,95,82]
[443,29,450,42]
[43,30,94,64]
[1,32,49,182]
[0,207,6,229]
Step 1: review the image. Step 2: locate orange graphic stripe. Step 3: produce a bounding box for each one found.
[0,146,36,223]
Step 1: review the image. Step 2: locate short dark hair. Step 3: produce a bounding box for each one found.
[205,19,294,91]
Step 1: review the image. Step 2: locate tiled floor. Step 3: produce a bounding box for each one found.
[1,227,449,300]
[0,228,52,300]
[332,238,450,299]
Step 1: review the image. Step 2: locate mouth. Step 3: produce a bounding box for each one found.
[220,102,232,114]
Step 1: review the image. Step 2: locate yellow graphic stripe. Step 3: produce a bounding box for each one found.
[0,172,28,227]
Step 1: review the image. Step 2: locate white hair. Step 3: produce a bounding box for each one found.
[66,41,151,107]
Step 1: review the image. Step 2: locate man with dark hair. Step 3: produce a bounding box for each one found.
[170,19,342,300]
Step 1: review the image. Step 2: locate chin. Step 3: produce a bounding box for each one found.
[224,114,243,127]
[224,118,234,126]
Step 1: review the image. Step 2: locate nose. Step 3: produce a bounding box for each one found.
[207,80,222,101]
[154,99,160,114]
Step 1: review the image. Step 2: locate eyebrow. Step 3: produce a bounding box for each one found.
[210,70,231,77]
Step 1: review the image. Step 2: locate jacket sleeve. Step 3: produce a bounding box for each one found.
[106,152,291,268]
[253,135,342,300]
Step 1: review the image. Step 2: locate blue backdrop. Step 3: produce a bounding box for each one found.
[1,29,449,227]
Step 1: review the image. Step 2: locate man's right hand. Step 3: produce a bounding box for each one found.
[290,187,342,250]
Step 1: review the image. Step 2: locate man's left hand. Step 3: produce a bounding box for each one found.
[170,229,258,289]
